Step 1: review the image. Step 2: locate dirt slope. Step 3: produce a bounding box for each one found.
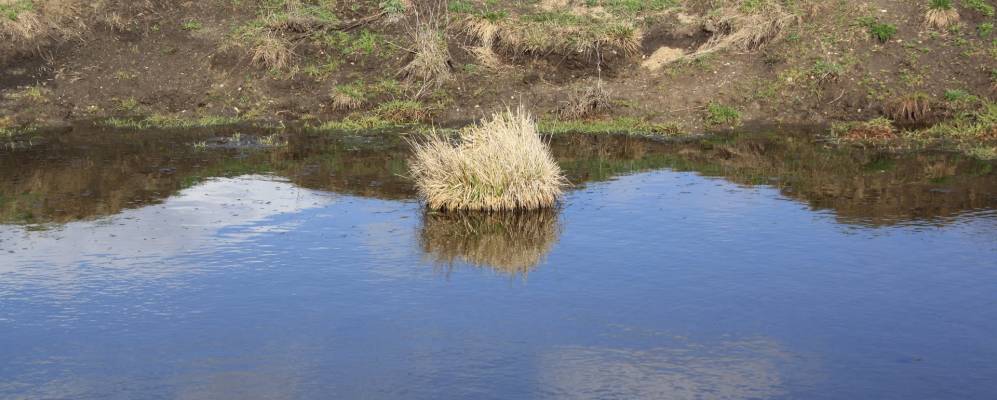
[0,0,994,135]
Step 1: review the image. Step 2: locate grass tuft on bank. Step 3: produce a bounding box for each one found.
[101,115,246,129]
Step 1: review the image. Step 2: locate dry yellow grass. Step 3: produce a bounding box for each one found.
[1,0,84,50]
[408,107,568,211]
[687,0,797,59]
[330,93,362,110]
[457,10,642,63]
[250,31,294,70]
[462,17,504,67]
[924,8,959,30]
[558,84,611,119]
[400,12,452,97]
[886,94,932,122]
[420,209,561,275]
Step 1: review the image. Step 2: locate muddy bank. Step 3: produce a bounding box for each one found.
[1,0,994,140]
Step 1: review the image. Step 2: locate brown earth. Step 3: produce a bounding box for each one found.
[0,0,994,132]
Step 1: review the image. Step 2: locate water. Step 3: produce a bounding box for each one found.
[2,125,996,399]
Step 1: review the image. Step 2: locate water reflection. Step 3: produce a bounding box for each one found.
[0,175,332,299]
[2,144,996,399]
[1,126,996,228]
[538,339,792,400]
[419,209,561,275]
[662,136,997,226]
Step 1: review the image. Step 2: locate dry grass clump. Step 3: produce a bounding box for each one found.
[420,209,561,275]
[688,0,798,58]
[462,17,504,67]
[457,12,642,63]
[232,0,342,71]
[330,83,365,110]
[886,94,932,122]
[599,23,641,56]
[250,30,294,70]
[375,100,429,123]
[834,117,898,142]
[925,0,960,30]
[558,84,612,119]
[1,0,84,51]
[408,107,568,211]
[400,13,453,97]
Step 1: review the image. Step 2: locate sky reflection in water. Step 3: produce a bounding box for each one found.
[1,129,996,399]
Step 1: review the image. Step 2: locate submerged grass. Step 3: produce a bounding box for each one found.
[408,107,567,211]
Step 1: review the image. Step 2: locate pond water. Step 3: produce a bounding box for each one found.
[1,126,996,399]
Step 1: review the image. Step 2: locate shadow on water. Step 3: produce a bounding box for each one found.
[419,209,562,277]
[1,124,996,227]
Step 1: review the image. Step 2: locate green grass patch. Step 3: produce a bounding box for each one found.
[374,100,428,123]
[944,89,978,103]
[705,103,742,126]
[448,0,475,13]
[978,23,993,37]
[539,117,682,136]
[313,115,409,132]
[0,0,33,21]
[964,0,995,17]
[811,59,843,83]
[379,0,408,15]
[916,100,997,142]
[869,23,897,42]
[859,17,897,42]
[930,0,954,10]
[586,0,679,15]
[101,115,245,129]
[181,20,203,31]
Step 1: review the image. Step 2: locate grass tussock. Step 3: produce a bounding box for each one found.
[232,0,342,71]
[374,99,429,123]
[0,0,83,51]
[408,107,567,211]
[925,0,959,30]
[457,8,643,63]
[330,82,366,110]
[886,94,932,122]
[400,10,453,97]
[557,84,612,119]
[461,17,503,67]
[832,117,897,142]
[688,0,798,58]
[420,209,561,275]
[250,31,295,70]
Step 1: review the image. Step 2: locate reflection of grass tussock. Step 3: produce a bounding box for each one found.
[409,107,567,211]
[420,209,561,275]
